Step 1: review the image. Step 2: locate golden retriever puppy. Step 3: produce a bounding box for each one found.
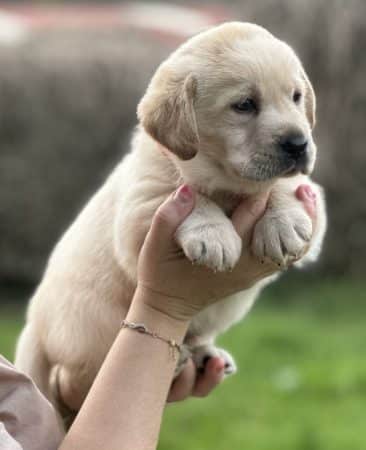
[15,22,326,418]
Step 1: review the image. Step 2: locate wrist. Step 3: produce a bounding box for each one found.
[127,286,190,344]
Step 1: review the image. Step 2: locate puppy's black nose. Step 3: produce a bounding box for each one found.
[279,133,308,159]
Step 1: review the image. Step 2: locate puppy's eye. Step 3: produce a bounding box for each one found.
[232,98,258,114]
[293,91,302,104]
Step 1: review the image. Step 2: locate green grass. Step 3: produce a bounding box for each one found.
[1,278,365,449]
[0,306,24,361]
[159,278,366,450]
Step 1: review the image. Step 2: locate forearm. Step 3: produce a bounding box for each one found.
[60,289,188,450]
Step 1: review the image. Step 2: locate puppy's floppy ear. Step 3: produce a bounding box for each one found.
[301,68,316,129]
[138,71,199,160]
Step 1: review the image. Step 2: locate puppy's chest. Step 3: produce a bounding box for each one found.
[208,190,243,216]
[185,290,258,343]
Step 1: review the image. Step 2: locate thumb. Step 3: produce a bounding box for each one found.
[232,192,269,245]
[295,184,317,223]
[145,185,195,256]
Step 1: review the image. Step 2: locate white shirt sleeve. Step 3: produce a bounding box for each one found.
[0,356,64,450]
[0,423,23,450]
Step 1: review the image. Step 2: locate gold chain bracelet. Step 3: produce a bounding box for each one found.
[121,320,182,359]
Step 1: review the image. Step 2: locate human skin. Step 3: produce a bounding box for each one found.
[60,184,316,450]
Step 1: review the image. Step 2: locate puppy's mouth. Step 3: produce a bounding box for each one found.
[283,153,312,177]
[238,153,312,182]
[281,159,310,177]
[270,160,312,180]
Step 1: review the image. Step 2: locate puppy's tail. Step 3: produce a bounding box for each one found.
[15,324,52,401]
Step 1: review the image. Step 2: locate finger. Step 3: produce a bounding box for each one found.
[247,258,281,282]
[232,192,269,244]
[145,185,195,256]
[295,184,317,221]
[167,359,196,403]
[192,357,225,398]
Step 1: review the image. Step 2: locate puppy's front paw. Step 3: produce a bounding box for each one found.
[252,208,312,268]
[191,345,237,376]
[177,223,242,272]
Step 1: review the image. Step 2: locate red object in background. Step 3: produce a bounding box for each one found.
[0,3,232,45]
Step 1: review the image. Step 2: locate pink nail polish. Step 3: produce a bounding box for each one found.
[304,185,316,200]
[175,184,193,203]
[296,184,316,204]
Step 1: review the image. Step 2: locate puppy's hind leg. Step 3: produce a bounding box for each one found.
[15,324,52,400]
[185,332,238,376]
[49,364,97,429]
[191,343,237,376]
[15,325,66,434]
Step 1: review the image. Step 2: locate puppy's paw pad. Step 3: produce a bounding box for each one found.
[192,345,237,376]
[252,208,312,267]
[178,224,242,272]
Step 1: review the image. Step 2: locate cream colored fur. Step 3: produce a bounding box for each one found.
[15,22,327,416]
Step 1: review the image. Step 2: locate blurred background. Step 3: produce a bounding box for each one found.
[0,1,365,449]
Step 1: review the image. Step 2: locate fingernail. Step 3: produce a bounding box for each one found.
[174,184,193,203]
[302,185,316,200]
[296,185,317,206]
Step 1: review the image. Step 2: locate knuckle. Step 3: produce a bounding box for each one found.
[155,208,170,224]
[154,203,178,226]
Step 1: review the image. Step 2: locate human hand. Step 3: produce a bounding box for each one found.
[136,184,317,322]
[167,357,225,402]
[136,185,272,322]
[296,184,317,220]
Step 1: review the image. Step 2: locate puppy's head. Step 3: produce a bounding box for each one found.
[138,22,316,188]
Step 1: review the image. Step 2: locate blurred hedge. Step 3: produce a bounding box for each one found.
[0,0,365,290]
